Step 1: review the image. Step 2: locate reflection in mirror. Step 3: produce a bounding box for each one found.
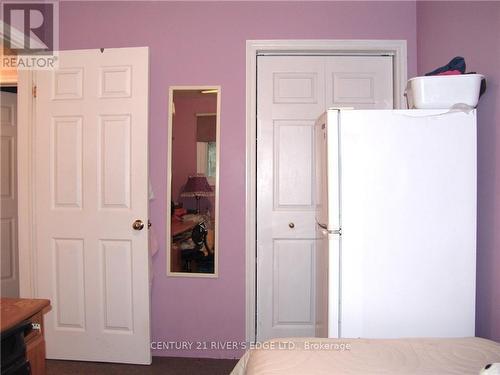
[167,87,220,277]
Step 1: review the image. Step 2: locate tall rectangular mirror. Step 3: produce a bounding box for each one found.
[167,86,220,277]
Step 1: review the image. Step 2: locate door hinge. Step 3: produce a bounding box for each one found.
[32,85,37,98]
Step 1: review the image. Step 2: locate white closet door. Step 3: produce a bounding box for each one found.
[33,47,151,364]
[257,56,325,341]
[326,56,394,109]
[257,55,393,341]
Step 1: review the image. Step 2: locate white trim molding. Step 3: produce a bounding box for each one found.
[17,70,36,297]
[166,85,221,279]
[245,39,408,343]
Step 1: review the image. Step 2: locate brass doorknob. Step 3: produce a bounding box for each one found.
[132,220,144,230]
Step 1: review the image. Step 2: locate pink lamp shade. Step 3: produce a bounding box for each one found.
[180,175,213,214]
[180,175,214,197]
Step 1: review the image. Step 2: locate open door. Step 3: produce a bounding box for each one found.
[27,47,150,364]
[1,90,19,298]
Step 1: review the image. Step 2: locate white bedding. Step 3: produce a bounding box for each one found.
[231,337,500,375]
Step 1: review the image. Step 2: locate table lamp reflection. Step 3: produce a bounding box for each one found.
[180,174,214,214]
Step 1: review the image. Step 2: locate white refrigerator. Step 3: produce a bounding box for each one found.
[315,108,476,339]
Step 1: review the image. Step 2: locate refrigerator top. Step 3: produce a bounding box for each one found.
[326,107,477,117]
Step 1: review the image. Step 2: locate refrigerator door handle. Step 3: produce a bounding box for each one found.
[317,221,328,230]
[316,220,342,235]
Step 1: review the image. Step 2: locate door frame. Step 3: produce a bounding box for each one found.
[17,70,36,296]
[245,39,408,342]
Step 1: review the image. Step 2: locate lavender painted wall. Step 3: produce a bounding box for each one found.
[417,1,500,342]
[59,1,417,358]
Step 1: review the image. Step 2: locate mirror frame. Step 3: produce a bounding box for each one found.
[166,85,221,278]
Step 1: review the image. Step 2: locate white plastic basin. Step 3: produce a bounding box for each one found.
[406,74,484,109]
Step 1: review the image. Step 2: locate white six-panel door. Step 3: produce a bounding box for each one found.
[33,47,150,364]
[1,91,19,298]
[256,55,393,341]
